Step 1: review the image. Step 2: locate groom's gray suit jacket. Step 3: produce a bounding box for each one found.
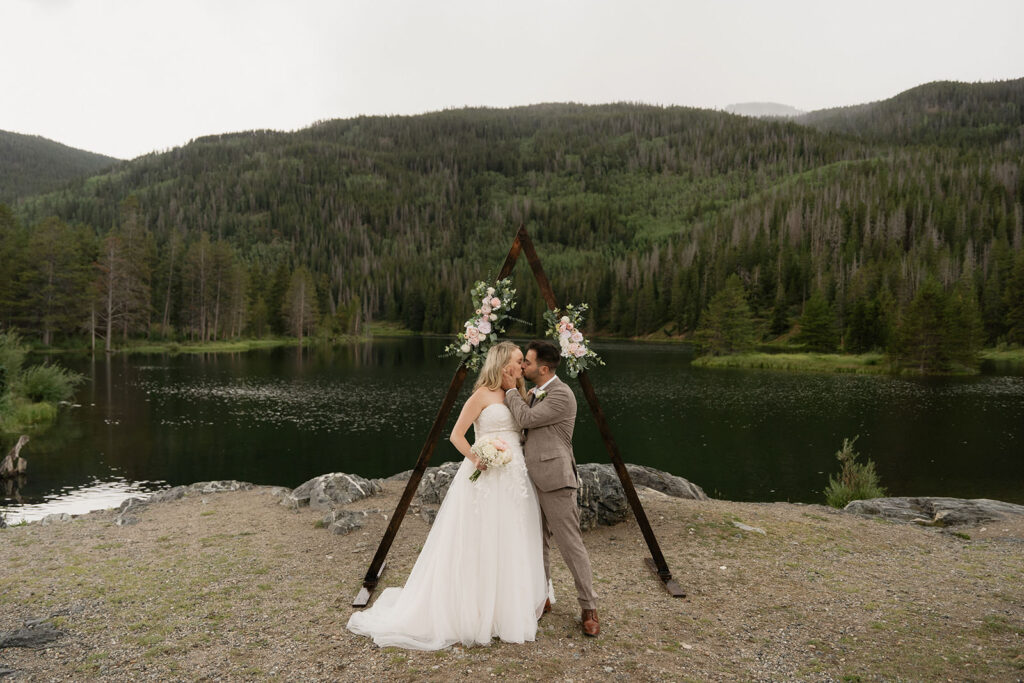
[504,376,578,492]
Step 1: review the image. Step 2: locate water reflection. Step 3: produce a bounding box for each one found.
[2,477,164,525]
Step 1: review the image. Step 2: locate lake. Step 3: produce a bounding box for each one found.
[3,338,1023,523]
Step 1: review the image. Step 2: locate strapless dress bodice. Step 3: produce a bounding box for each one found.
[473,402,521,439]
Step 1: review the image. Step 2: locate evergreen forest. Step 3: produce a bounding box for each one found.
[1,78,1023,373]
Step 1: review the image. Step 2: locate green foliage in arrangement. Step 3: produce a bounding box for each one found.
[824,436,887,509]
[0,79,1021,368]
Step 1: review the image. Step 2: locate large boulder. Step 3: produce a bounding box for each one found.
[284,473,381,510]
[577,463,708,530]
[844,497,1024,526]
[414,461,463,505]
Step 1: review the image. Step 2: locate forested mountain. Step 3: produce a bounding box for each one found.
[2,80,1022,365]
[797,78,1024,146]
[0,130,119,204]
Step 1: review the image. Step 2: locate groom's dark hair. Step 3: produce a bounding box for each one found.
[528,340,561,370]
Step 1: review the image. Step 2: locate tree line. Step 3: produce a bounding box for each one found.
[2,84,1022,363]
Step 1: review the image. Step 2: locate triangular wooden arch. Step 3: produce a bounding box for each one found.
[352,225,685,607]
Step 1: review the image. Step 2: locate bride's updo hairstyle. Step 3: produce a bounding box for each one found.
[474,341,521,391]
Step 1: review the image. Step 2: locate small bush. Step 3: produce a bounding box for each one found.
[14,364,85,403]
[824,436,887,508]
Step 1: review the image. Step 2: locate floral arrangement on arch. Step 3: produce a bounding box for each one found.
[544,303,605,378]
[444,278,518,371]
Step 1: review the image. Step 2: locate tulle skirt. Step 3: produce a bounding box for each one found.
[347,446,549,650]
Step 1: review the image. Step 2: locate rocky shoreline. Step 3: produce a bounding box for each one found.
[2,466,1023,680]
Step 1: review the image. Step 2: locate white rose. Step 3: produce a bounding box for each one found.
[477,320,492,334]
[460,343,471,353]
[486,287,495,295]
[560,316,570,324]
[489,314,497,321]
[571,331,583,342]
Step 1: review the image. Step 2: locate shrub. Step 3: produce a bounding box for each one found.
[14,364,85,404]
[824,436,887,508]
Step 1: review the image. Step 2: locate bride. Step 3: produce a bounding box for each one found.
[346,341,550,649]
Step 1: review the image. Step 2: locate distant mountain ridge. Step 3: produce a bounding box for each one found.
[0,130,119,204]
[796,78,1024,145]
[724,102,806,118]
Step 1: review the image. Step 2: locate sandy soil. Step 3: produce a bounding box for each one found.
[1,482,1022,681]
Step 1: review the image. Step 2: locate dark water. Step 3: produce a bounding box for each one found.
[3,338,1023,522]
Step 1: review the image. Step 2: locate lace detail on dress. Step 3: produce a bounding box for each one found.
[471,403,530,500]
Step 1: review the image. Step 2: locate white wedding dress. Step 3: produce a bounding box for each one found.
[346,402,550,650]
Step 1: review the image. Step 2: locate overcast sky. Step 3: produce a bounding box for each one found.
[2,0,1021,160]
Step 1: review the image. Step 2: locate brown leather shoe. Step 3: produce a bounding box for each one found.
[581,609,600,637]
[543,598,552,614]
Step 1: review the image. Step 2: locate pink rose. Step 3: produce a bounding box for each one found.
[481,304,491,314]
[571,330,583,342]
[477,320,492,334]
[567,342,580,356]
[566,322,574,331]
[574,344,587,358]
[490,297,501,309]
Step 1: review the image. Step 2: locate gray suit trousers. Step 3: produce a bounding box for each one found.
[536,486,598,610]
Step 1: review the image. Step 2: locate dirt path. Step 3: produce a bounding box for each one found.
[1,483,1022,681]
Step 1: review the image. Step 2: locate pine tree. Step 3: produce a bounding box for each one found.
[1004,251,1024,344]
[796,291,837,352]
[695,274,756,355]
[893,279,949,373]
[20,217,93,345]
[282,267,318,344]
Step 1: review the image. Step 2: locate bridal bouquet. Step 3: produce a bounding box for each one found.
[544,303,605,378]
[444,278,518,371]
[469,437,512,482]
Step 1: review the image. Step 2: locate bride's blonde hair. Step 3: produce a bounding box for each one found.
[474,341,522,392]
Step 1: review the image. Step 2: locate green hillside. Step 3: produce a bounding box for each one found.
[797,78,1024,146]
[0,130,119,204]
[2,80,1022,367]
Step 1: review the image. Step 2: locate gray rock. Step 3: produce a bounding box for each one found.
[386,470,414,483]
[623,464,708,501]
[414,462,462,505]
[39,513,71,525]
[189,480,253,495]
[576,463,707,530]
[733,521,766,535]
[285,473,381,510]
[0,621,63,649]
[115,514,139,526]
[845,497,1024,527]
[323,509,379,535]
[419,505,439,525]
[145,486,187,504]
[577,463,629,530]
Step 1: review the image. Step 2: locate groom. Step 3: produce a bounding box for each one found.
[502,340,600,637]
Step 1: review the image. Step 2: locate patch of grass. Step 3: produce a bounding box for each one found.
[981,614,1020,634]
[952,531,971,540]
[691,352,891,375]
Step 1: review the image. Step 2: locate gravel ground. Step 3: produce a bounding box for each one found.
[1,482,1022,681]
